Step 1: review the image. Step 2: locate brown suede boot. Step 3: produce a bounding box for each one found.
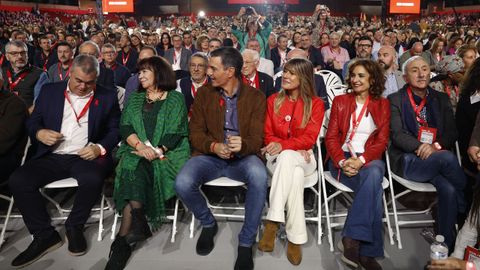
[258,221,279,252]
[287,241,302,265]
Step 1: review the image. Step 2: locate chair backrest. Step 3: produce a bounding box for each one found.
[318,84,347,138]
[116,86,126,111]
[315,69,342,88]
[430,72,437,79]
[273,70,283,88]
[21,138,31,166]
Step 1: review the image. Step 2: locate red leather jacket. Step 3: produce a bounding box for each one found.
[325,93,390,168]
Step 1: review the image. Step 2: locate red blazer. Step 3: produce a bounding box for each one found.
[325,93,390,168]
[264,93,325,150]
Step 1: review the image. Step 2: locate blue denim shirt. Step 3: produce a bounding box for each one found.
[221,86,240,143]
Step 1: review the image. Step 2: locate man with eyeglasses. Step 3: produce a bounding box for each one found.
[176,52,210,117]
[342,36,373,81]
[101,43,130,88]
[2,40,48,113]
[46,42,74,83]
[165,34,192,80]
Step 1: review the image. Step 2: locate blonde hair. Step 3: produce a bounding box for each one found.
[274,58,316,128]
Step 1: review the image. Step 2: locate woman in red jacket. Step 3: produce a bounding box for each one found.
[325,59,390,270]
[258,58,325,265]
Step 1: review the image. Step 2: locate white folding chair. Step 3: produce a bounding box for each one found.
[116,86,126,111]
[188,177,269,240]
[0,138,30,248]
[110,198,184,243]
[385,142,462,249]
[319,145,394,252]
[40,178,113,241]
[315,69,343,89]
[264,134,324,244]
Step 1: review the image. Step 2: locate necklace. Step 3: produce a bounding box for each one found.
[146,90,166,104]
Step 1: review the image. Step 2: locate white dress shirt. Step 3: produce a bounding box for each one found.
[53,84,92,155]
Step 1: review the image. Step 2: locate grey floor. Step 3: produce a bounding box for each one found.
[0,207,432,270]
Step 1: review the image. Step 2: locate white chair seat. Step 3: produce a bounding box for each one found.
[391,174,436,192]
[304,171,319,188]
[204,177,245,187]
[324,171,390,192]
[43,178,78,189]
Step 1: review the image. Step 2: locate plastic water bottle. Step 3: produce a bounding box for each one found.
[430,235,448,260]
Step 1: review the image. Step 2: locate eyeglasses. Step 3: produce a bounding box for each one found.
[102,51,115,55]
[7,51,27,57]
[190,64,206,69]
[358,44,372,48]
[243,60,257,65]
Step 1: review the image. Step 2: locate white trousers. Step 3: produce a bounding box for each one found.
[266,150,316,244]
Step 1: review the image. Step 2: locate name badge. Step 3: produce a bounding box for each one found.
[418,126,437,144]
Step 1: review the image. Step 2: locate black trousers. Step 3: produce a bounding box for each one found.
[9,154,113,237]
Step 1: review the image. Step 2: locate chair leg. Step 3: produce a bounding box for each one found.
[189,214,195,239]
[317,188,322,245]
[97,194,105,241]
[382,193,394,245]
[321,178,334,252]
[0,197,14,248]
[171,199,179,243]
[111,213,119,240]
[389,180,402,249]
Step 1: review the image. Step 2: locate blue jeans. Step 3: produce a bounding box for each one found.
[175,155,268,247]
[329,157,385,258]
[402,150,467,251]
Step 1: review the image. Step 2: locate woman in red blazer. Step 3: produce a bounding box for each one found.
[325,59,390,270]
[258,58,325,265]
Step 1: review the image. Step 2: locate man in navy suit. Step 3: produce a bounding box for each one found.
[241,49,275,97]
[9,54,120,268]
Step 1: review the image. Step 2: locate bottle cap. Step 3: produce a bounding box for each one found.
[436,235,445,242]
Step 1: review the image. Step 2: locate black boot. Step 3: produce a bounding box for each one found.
[105,235,132,270]
[125,207,152,244]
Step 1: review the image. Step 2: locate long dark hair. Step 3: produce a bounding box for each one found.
[461,57,480,97]
[345,59,386,99]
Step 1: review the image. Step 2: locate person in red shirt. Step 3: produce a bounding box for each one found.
[325,59,390,270]
[258,58,325,265]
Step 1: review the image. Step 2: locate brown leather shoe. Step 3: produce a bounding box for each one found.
[258,221,279,252]
[286,241,302,265]
[360,256,382,270]
[340,237,360,269]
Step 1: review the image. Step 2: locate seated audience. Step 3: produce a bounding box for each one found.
[175,47,267,270]
[105,56,190,269]
[326,59,390,270]
[8,55,120,268]
[258,58,324,265]
[389,56,466,252]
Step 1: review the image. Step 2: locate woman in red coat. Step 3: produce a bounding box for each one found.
[325,59,390,270]
[258,58,325,265]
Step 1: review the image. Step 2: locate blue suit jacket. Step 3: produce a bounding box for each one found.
[28,81,120,159]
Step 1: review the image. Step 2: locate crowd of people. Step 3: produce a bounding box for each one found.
[2,3,480,270]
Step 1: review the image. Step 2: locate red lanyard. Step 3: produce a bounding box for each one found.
[0,54,4,66]
[444,83,458,98]
[347,96,370,143]
[41,52,49,71]
[407,87,428,126]
[6,69,29,92]
[58,63,71,81]
[64,90,94,124]
[110,63,118,71]
[122,50,130,66]
[242,72,259,89]
[191,77,207,97]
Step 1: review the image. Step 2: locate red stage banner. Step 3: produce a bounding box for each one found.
[102,0,134,13]
[228,0,299,4]
[390,0,421,14]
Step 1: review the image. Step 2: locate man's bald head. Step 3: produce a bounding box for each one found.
[412,42,424,56]
[286,48,308,60]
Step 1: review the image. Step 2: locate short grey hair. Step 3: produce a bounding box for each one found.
[78,40,100,58]
[5,40,28,53]
[402,55,427,75]
[241,49,260,62]
[72,54,100,76]
[101,43,116,52]
[190,52,208,64]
